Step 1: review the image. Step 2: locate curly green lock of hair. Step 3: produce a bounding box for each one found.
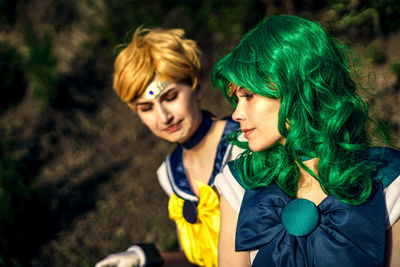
[212,15,375,205]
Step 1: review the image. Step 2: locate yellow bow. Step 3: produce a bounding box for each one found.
[168,180,220,267]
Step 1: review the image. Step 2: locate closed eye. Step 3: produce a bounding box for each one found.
[162,90,178,102]
[137,103,153,112]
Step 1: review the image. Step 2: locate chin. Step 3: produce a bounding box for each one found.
[248,144,262,152]
[173,134,190,145]
[158,133,179,143]
[249,142,272,152]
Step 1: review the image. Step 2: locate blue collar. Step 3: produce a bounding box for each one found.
[182,111,213,149]
[166,116,239,200]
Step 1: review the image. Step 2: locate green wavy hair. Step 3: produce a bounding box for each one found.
[212,15,375,205]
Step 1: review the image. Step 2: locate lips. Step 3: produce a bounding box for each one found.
[242,128,254,139]
[164,120,182,133]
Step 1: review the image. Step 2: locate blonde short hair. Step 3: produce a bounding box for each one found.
[113,27,201,104]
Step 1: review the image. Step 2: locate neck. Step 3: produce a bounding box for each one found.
[296,158,327,205]
[298,158,318,182]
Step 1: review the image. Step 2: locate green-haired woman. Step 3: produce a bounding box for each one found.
[212,15,400,267]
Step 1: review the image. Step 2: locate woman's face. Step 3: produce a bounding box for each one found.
[232,86,284,152]
[135,82,202,144]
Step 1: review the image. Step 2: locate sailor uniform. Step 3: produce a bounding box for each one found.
[215,147,400,266]
[157,115,240,266]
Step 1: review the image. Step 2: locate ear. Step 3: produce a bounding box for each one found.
[194,84,203,100]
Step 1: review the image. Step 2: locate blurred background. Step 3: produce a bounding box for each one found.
[1,0,400,266]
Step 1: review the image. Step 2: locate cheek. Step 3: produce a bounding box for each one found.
[172,102,188,115]
[266,104,281,129]
[258,111,282,147]
[174,97,198,117]
[138,114,158,133]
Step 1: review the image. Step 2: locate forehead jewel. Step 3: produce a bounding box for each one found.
[140,80,172,100]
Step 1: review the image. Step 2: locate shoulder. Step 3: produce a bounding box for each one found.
[368,147,400,188]
[215,161,245,214]
[156,160,174,197]
[366,147,400,228]
[212,116,242,174]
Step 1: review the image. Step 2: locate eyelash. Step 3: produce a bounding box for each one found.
[243,93,254,98]
[165,92,178,101]
[139,106,152,112]
[238,93,254,99]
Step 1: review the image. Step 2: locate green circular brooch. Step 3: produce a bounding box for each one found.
[282,198,320,236]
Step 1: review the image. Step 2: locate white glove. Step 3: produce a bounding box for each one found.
[95,245,146,267]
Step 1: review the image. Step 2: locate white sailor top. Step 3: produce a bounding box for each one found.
[215,147,400,266]
[156,117,240,267]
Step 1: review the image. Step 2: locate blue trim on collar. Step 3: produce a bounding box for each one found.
[165,116,239,200]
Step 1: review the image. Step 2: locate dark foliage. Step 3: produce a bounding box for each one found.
[0,42,27,114]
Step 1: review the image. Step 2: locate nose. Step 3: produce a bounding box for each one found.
[232,103,245,122]
[155,103,172,124]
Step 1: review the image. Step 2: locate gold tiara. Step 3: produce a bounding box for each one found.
[140,80,172,100]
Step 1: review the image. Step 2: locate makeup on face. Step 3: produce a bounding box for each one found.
[135,81,202,144]
[232,83,284,152]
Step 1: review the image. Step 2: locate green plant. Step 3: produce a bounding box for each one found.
[24,28,59,110]
[0,0,20,25]
[0,41,27,113]
[326,0,400,36]
[0,130,51,266]
[390,62,400,76]
[0,134,30,266]
[365,44,386,65]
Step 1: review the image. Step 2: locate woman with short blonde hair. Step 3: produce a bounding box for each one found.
[96,27,240,267]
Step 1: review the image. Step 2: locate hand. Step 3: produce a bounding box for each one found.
[95,246,146,267]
